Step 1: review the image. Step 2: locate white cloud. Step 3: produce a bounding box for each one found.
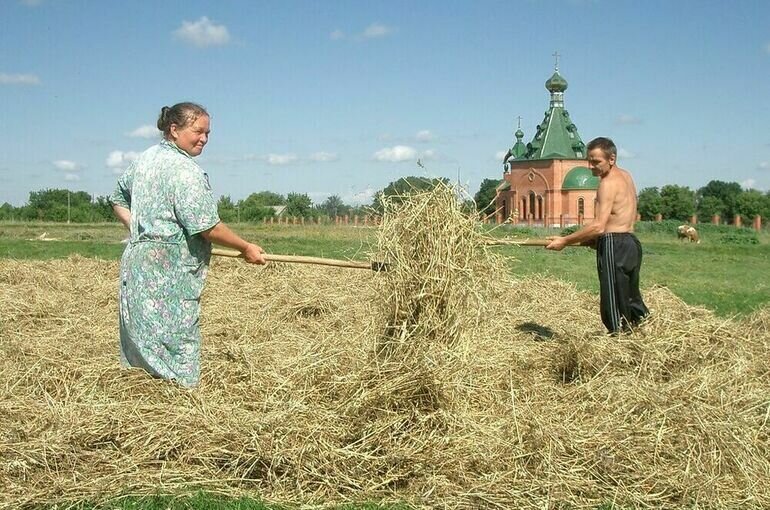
[415,130,434,142]
[106,150,140,172]
[266,153,298,165]
[310,152,339,162]
[617,148,636,159]
[330,29,345,40]
[53,160,78,171]
[128,125,160,139]
[0,73,40,85]
[362,23,393,39]
[421,149,436,160]
[373,145,417,162]
[344,186,376,205]
[173,17,231,48]
[757,161,769,170]
[764,42,770,55]
[741,179,756,190]
[495,150,507,161]
[614,114,641,125]
[64,173,80,182]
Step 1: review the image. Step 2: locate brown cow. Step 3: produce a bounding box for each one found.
[677,224,700,243]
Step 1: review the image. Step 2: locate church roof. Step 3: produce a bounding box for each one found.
[562,166,599,190]
[506,65,587,163]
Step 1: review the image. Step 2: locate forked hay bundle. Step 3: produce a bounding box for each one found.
[1,187,770,509]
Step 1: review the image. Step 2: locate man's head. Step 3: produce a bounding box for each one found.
[586,137,617,178]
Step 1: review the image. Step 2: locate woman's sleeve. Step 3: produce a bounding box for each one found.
[172,164,221,235]
[108,164,134,209]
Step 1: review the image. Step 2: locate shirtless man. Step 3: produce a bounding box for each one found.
[546,137,649,333]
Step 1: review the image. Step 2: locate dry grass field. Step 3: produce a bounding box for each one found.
[1,192,769,509]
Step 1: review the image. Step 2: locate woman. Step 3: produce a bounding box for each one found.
[110,102,265,387]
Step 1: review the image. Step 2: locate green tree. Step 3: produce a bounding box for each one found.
[696,195,726,220]
[660,184,695,221]
[735,189,766,220]
[217,195,237,223]
[0,203,18,220]
[246,191,286,207]
[319,195,349,218]
[474,178,502,216]
[93,196,116,221]
[25,189,96,222]
[284,192,313,218]
[697,180,742,222]
[237,191,284,222]
[636,187,662,220]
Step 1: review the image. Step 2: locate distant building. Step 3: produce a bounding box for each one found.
[495,61,598,227]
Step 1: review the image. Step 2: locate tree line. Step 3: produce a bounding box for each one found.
[473,178,770,224]
[2,178,768,225]
[0,176,452,223]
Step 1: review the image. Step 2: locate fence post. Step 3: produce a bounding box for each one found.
[712,214,720,225]
[753,215,762,231]
[690,214,697,224]
[734,214,742,228]
[654,213,662,222]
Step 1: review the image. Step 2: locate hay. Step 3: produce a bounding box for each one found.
[1,185,770,509]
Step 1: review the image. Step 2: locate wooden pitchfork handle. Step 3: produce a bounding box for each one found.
[211,248,388,271]
[484,238,592,247]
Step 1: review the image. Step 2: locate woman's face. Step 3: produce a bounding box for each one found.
[170,115,210,157]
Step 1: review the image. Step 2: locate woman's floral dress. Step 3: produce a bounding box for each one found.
[109,140,220,387]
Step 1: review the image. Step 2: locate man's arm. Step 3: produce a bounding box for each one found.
[546,179,615,251]
[112,205,131,230]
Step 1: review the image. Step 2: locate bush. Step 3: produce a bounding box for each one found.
[633,220,683,235]
[560,225,579,236]
[719,230,759,245]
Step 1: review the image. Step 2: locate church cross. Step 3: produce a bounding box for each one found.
[517,116,522,129]
[552,51,561,71]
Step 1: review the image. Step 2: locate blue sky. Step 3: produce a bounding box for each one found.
[1,0,769,207]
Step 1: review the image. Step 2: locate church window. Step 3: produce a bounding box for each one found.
[529,191,537,218]
[578,197,585,217]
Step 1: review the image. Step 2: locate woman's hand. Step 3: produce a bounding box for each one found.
[242,243,266,264]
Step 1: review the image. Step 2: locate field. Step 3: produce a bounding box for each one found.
[1,220,770,509]
[2,221,770,317]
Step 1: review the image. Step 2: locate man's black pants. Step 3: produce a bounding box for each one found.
[596,232,649,333]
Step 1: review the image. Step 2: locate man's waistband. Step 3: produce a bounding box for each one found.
[597,232,637,240]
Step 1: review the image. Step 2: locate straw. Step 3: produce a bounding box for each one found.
[1,185,769,509]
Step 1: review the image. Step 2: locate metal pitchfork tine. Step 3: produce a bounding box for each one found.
[211,248,390,272]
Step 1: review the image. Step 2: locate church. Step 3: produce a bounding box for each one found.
[495,61,598,227]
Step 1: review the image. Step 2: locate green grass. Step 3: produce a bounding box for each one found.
[0,222,374,261]
[497,236,770,316]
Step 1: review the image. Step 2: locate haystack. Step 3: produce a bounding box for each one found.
[1,184,769,509]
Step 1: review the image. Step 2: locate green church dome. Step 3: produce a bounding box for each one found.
[562,166,599,189]
[545,71,568,93]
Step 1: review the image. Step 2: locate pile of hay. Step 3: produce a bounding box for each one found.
[1,184,769,509]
